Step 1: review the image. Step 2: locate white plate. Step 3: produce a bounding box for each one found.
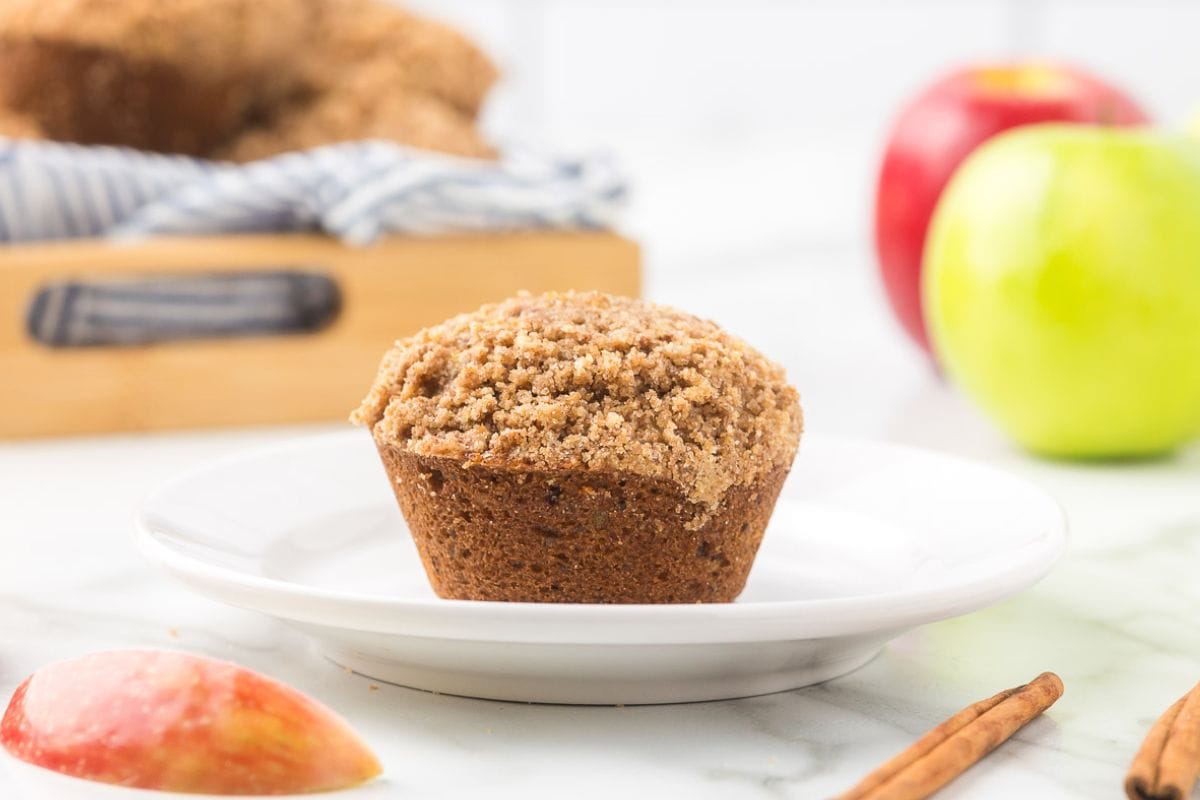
[136,431,1066,705]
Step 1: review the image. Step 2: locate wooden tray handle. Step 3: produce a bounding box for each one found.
[25,269,341,348]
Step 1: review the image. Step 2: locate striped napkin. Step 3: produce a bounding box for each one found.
[0,138,627,246]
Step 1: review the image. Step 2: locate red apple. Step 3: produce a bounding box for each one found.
[874,62,1148,354]
[1,650,382,795]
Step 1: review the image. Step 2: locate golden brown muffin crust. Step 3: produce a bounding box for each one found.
[353,292,803,524]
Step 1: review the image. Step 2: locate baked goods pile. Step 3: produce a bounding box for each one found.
[353,291,804,604]
[0,0,497,160]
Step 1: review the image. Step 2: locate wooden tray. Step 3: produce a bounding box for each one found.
[0,232,640,438]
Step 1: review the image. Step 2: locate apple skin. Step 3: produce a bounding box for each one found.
[924,124,1200,458]
[0,650,382,795]
[875,63,1148,355]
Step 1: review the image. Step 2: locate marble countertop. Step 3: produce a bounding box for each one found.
[2,243,1198,799]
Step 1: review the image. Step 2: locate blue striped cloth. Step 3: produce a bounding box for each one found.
[0,139,627,246]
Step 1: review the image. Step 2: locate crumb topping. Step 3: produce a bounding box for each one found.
[352,291,803,520]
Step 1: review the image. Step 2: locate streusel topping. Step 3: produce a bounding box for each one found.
[352,291,802,516]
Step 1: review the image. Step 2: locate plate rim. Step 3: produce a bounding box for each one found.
[134,431,1068,644]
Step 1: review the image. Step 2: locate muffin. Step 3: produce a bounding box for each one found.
[300,0,499,118]
[0,0,316,155]
[221,75,494,163]
[0,0,497,160]
[352,292,803,604]
[221,0,497,162]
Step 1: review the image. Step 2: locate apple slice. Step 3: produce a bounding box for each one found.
[0,649,382,795]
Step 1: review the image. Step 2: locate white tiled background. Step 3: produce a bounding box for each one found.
[406,0,1198,276]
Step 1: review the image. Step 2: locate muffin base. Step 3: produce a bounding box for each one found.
[375,444,791,603]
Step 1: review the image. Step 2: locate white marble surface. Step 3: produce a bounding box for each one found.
[3,243,1199,799]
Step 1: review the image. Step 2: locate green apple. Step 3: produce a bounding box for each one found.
[924,124,1200,458]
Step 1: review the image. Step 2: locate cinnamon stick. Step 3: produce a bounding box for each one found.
[835,672,1064,800]
[1126,682,1200,800]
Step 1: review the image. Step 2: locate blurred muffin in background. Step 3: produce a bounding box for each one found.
[223,0,498,162]
[303,0,497,117]
[222,71,495,162]
[0,0,316,155]
[0,0,498,160]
